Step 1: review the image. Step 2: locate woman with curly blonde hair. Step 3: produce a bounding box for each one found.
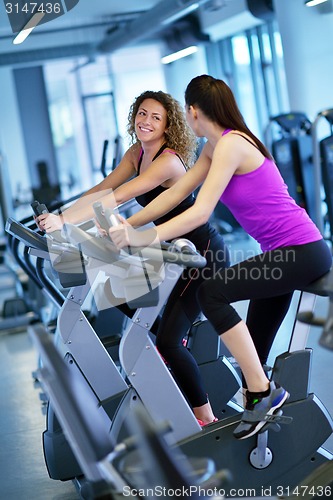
[37,89,230,426]
[127,90,197,168]
[38,90,197,229]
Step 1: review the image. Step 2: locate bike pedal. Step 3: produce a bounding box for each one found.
[264,410,293,426]
[259,421,281,433]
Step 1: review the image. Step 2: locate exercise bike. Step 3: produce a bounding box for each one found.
[6,214,333,497]
[63,213,333,497]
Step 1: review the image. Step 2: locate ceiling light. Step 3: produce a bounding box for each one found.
[305,0,328,6]
[161,3,200,25]
[12,11,45,44]
[161,46,198,64]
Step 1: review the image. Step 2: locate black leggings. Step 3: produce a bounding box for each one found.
[197,239,332,369]
[155,231,230,407]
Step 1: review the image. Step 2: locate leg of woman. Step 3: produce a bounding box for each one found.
[199,241,331,387]
[197,240,331,438]
[156,230,229,424]
[217,320,269,392]
[239,292,294,388]
[246,293,294,367]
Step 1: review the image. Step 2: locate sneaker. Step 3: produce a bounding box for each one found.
[233,381,289,440]
[197,417,218,427]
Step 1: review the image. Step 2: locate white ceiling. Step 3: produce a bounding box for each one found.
[0,0,162,60]
[0,0,268,64]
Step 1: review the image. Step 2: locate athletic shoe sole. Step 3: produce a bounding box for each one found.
[235,390,290,440]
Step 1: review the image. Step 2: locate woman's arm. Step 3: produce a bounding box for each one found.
[65,148,187,223]
[38,145,189,232]
[109,137,244,248]
[101,149,187,208]
[37,146,138,231]
[154,136,246,241]
[128,144,212,228]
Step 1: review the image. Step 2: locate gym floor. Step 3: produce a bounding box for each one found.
[0,233,333,500]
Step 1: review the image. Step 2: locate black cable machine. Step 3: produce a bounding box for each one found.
[315,109,333,241]
[297,108,333,351]
[266,112,316,222]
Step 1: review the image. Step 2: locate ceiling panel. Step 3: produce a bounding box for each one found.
[0,0,161,59]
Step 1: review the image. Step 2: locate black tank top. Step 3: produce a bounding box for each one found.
[135,144,218,248]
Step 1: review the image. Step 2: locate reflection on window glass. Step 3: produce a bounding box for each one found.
[232,35,261,138]
[49,101,73,147]
[273,30,289,112]
[217,21,289,141]
[232,35,250,65]
[248,31,268,133]
[262,31,272,63]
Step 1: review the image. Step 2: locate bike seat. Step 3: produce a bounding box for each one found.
[300,267,333,297]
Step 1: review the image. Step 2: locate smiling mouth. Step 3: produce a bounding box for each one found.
[138,126,153,132]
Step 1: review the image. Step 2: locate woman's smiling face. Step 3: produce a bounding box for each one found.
[135,98,168,143]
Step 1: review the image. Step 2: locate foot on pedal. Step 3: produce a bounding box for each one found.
[197,417,218,427]
[258,409,283,433]
[233,381,289,440]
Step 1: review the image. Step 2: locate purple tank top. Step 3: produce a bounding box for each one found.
[219,132,322,251]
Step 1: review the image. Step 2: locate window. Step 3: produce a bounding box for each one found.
[43,45,166,199]
[205,20,289,141]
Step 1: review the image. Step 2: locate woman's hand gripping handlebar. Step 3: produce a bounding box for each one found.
[92,201,207,269]
[60,200,206,270]
[31,200,65,242]
[93,201,121,235]
[162,238,207,269]
[63,222,207,269]
[95,201,159,251]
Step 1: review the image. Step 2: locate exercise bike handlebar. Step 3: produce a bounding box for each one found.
[63,223,207,269]
[91,200,207,268]
[5,217,81,259]
[6,217,50,253]
[6,216,207,270]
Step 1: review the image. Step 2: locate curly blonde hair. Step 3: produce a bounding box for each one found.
[127,90,197,168]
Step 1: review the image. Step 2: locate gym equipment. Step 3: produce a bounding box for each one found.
[286,460,333,500]
[309,107,333,238]
[5,217,211,485]
[31,199,127,343]
[92,199,242,418]
[316,109,333,241]
[114,271,333,497]
[0,227,40,333]
[296,108,333,350]
[94,199,241,417]
[100,135,123,178]
[29,323,126,500]
[265,112,316,222]
[100,140,109,179]
[73,210,333,495]
[0,148,13,230]
[0,153,40,332]
[30,323,224,500]
[6,217,333,497]
[5,216,240,481]
[32,161,61,206]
